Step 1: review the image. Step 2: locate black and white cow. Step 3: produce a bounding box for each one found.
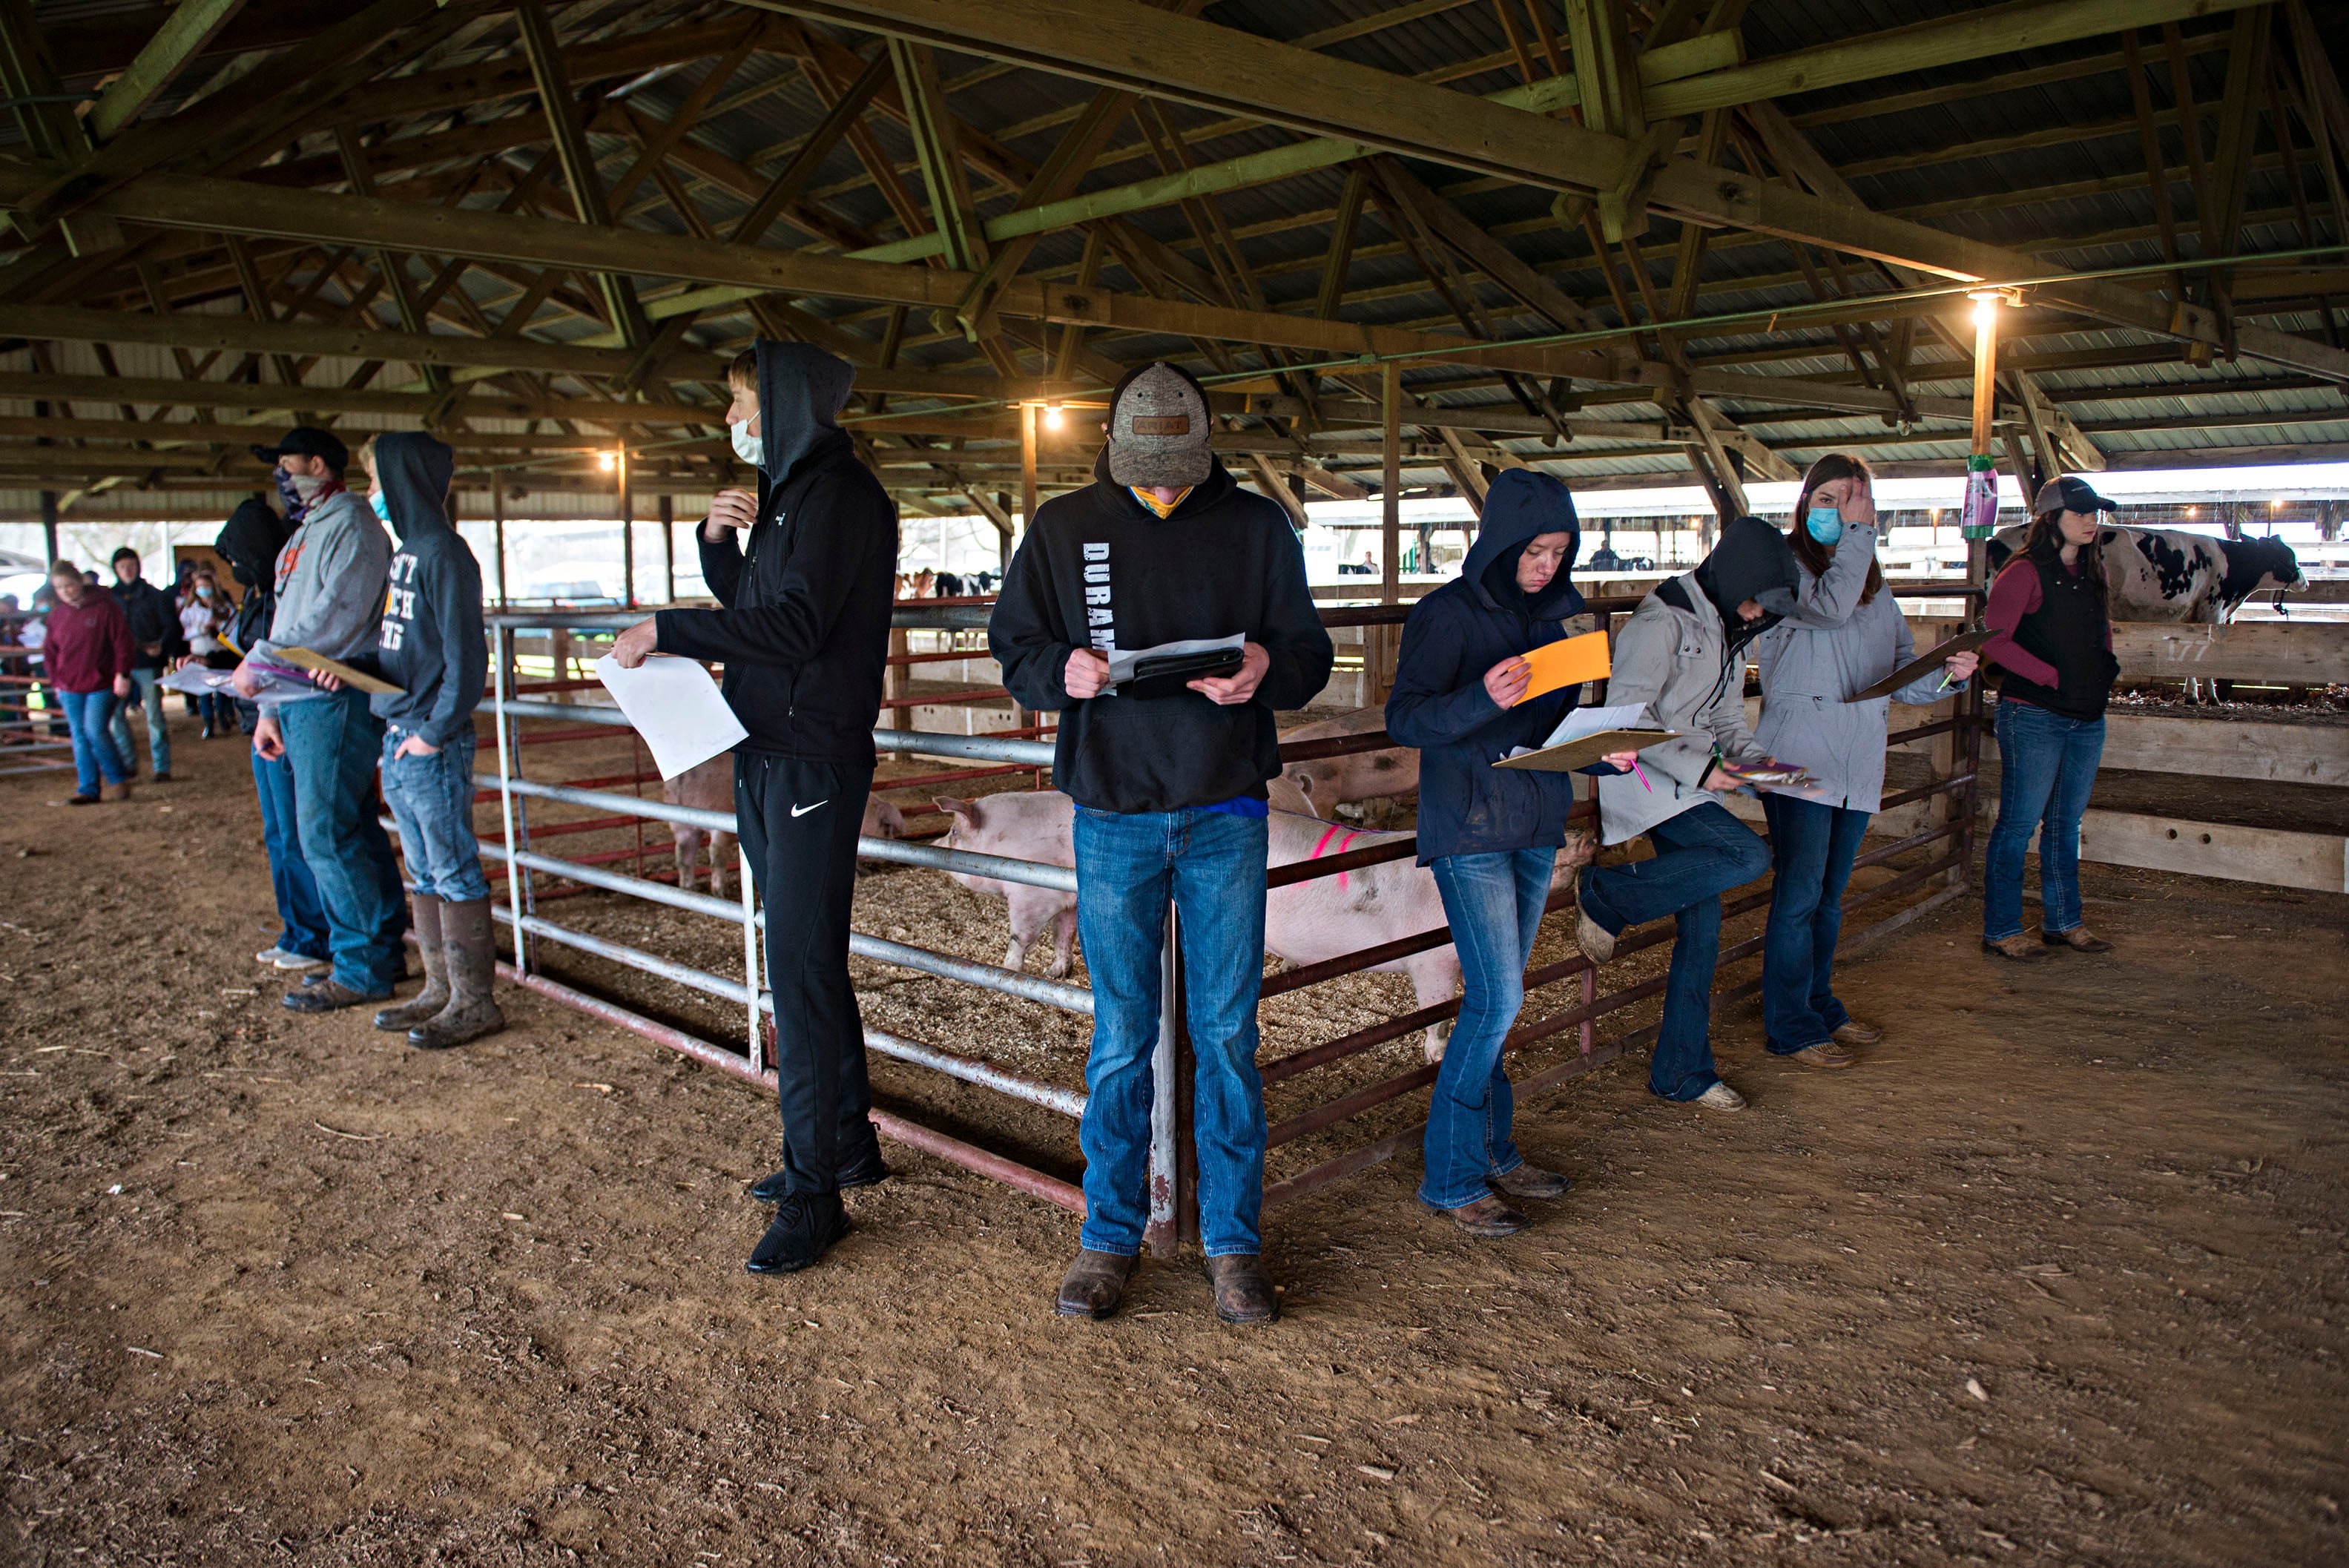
[1986,524,2304,623]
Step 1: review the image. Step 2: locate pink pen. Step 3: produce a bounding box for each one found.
[1630,757,1653,793]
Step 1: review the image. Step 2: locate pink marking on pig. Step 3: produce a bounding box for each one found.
[1307,821,1362,892]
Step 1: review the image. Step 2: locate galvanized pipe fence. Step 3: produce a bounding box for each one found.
[441,593,1984,1253]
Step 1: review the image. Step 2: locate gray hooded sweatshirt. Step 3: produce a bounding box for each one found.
[256,484,392,666]
[1753,521,1968,814]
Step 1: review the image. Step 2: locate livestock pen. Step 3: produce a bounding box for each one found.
[432,589,1990,1254]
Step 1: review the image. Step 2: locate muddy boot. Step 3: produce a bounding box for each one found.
[373,894,447,1032]
[1203,1254,1280,1325]
[407,897,505,1050]
[101,779,133,803]
[1055,1248,1138,1319]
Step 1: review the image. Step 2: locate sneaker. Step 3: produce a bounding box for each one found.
[1693,1082,1747,1111]
[745,1192,849,1274]
[257,945,331,971]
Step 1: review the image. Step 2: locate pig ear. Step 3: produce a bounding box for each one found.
[932,794,977,826]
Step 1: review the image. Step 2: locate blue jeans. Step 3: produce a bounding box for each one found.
[59,688,127,793]
[381,727,491,902]
[1759,794,1871,1054]
[280,690,407,993]
[251,744,331,961]
[1073,806,1269,1259]
[1421,849,1554,1208]
[108,665,168,776]
[1983,700,2104,941]
[1577,802,1770,1101]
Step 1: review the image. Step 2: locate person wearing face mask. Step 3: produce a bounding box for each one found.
[234,426,406,1014]
[215,496,332,975]
[609,341,899,1278]
[1751,455,1980,1071]
[177,566,234,738]
[340,432,501,1049]
[1978,475,2123,963]
[107,547,185,781]
[1384,470,1599,1238]
[1575,516,1805,1112]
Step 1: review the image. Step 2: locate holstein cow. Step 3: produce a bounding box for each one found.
[1987,524,2304,623]
[1279,705,1420,820]
[932,785,1589,1061]
[662,757,906,897]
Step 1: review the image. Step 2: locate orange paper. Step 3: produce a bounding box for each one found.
[1511,629,1611,705]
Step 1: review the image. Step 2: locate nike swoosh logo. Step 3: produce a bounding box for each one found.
[790,800,829,817]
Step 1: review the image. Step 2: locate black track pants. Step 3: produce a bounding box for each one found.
[734,753,879,1196]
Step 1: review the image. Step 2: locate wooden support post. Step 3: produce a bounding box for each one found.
[885,627,912,731]
[659,493,675,604]
[617,447,633,610]
[39,487,57,567]
[490,484,507,607]
[1374,358,1403,704]
[1020,399,1039,547]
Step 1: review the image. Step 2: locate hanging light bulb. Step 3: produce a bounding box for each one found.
[599,451,618,472]
[1044,402,1064,430]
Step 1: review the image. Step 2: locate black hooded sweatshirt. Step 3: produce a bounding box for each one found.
[652,340,898,765]
[365,432,487,749]
[990,446,1334,814]
[216,496,291,736]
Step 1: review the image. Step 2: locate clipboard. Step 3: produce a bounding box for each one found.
[1494,728,1681,773]
[274,644,403,696]
[1511,629,1611,705]
[1842,628,1992,703]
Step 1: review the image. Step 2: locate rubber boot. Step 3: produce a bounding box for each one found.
[373,894,447,1031]
[408,897,506,1050]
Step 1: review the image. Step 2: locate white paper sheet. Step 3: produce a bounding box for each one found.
[1541,701,1650,749]
[1102,633,1245,688]
[593,654,747,780]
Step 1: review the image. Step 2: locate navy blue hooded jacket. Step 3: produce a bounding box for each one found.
[366,431,487,750]
[1384,470,1587,863]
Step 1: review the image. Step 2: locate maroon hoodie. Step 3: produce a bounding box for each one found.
[43,587,134,694]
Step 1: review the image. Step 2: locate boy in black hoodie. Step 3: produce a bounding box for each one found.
[359,432,499,1051]
[990,362,1332,1326]
[612,340,898,1277]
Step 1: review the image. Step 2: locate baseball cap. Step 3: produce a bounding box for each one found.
[2032,474,2115,515]
[1105,361,1212,489]
[250,425,349,471]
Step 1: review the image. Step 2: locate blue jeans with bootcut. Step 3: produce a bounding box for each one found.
[380,726,492,903]
[1983,699,2104,942]
[251,743,330,961]
[1420,848,1555,1210]
[1759,793,1871,1054]
[59,688,127,794]
[1576,800,1770,1101]
[108,665,169,777]
[279,688,407,994]
[1072,806,1269,1259]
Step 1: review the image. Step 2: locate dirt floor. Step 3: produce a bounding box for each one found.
[2,712,2345,1567]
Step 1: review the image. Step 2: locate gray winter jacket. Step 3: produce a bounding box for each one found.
[255,487,393,665]
[1753,523,1969,814]
[1595,573,1773,846]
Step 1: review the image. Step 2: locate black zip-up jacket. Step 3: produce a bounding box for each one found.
[990,450,1334,814]
[363,432,487,749]
[653,428,898,764]
[111,576,184,670]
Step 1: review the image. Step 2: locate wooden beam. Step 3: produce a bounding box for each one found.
[2112,620,2349,685]
[2100,713,2349,786]
[515,0,646,348]
[84,0,248,142]
[2078,810,2348,895]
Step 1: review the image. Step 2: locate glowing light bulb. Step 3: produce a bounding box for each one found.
[1044,403,1064,430]
[599,451,617,471]
[1971,292,2000,328]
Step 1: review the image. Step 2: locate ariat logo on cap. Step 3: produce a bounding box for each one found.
[1130,415,1190,435]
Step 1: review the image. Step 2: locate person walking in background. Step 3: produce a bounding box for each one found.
[18,585,66,739]
[1753,455,1979,1070]
[1980,476,2123,963]
[40,559,134,806]
[108,547,183,781]
[1575,518,1805,1112]
[350,432,502,1050]
[992,360,1334,1325]
[1385,470,1596,1239]
[610,341,899,1277]
[217,497,332,976]
[233,426,406,1013]
[177,564,234,738]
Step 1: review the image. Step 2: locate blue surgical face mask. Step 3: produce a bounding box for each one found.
[1805,505,1843,546]
[369,491,392,526]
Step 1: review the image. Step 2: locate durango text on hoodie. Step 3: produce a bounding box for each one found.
[989,446,1334,815]
[366,431,488,749]
[651,340,899,765]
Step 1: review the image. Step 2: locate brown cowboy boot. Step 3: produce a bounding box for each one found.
[1203,1254,1280,1325]
[1055,1248,1138,1319]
